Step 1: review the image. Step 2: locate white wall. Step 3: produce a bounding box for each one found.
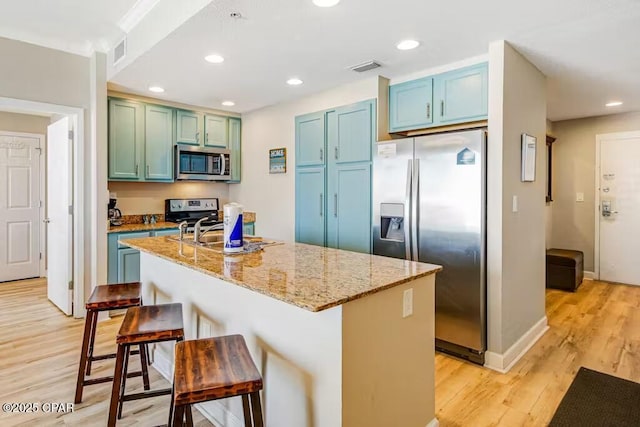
[486,41,547,361]
[229,77,379,241]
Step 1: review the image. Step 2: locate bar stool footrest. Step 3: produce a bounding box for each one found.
[122,388,172,402]
[84,370,144,386]
[89,349,140,362]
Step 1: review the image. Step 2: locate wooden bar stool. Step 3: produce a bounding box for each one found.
[171,335,264,427]
[108,303,185,427]
[74,282,150,404]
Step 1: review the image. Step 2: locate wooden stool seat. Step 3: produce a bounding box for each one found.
[117,303,185,345]
[75,282,149,405]
[108,303,185,427]
[171,335,264,426]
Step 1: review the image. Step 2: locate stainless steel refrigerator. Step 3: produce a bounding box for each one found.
[372,129,486,364]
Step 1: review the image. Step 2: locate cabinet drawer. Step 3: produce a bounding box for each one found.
[117,231,151,248]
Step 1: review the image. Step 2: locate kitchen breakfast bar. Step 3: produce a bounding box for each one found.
[121,235,441,427]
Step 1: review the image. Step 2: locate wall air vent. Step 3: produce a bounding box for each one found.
[113,37,127,65]
[350,60,382,73]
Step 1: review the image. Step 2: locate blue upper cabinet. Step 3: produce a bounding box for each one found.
[145,105,174,181]
[295,111,325,167]
[108,99,144,180]
[327,100,375,164]
[204,115,229,148]
[435,62,488,124]
[389,77,434,132]
[388,63,488,132]
[176,110,203,145]
[295,167,326,246]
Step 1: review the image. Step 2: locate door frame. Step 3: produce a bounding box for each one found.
[0,130,46,278]
[594,130,640,280]
[0,97,85,317]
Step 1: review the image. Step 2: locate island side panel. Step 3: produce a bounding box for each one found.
[342,275,436,427]
[140,252,343,427]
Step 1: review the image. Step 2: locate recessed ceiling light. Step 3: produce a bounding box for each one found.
[312,0,340,7]
[204,54,225,63]
[148,86,165,93]
[221,101,235,107]
[396,39,420,50]
[605,101,623,107]
[287,78,303,86]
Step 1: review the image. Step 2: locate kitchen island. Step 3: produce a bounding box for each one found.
[122,235,441,427]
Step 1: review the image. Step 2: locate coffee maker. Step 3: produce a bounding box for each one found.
[108,196,123,226]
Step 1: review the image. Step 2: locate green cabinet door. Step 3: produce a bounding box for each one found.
[295,167,326,246]
[435,63,488,124]
[176,110,202,145]
[327,100,374,164]
[389,77,434,132]
[204,115,229,148]
[243,223,255,236]
[326,163,371,253]
[145,105,174,181]
[295,111,325,167]
[109,99,144,179]
[117,248,141,283]
[228,117,241,182]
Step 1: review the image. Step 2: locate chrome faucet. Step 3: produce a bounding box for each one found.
[178,221,189,241]
[193,215,218,244]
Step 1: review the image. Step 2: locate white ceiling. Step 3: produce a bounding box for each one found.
[2,0,640,121]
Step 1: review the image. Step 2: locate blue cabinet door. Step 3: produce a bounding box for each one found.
[117,248,141,283]
[109,99,144,179]
[326,163,371,253]
[145,105,174,181]
[295,112,325,167]
[204,115,229,148]
[295,167,325,246]
[389,77,434,132]
[153,229,179,237]
[228,117,242,183]
[176,110,202,145]
[327,100,375,164]
[243,223,255,236]
[435,63,488,124]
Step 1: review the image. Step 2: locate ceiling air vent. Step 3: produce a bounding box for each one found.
[350,60,382,73]
[113,37,127,65]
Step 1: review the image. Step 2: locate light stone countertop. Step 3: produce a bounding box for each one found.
[121,236,442,312]
[108,211,257,234]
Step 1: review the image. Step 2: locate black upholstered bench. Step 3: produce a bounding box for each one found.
[546,249,584,292]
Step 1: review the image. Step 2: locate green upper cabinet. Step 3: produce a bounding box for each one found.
[108,99,144,179]
[389,77,434,132]
[295,111,325,167]
[388,62,488,132]
[176,110,202,145]
[228,117,242,183]
[144,105,174,181]
[204,115,229,148]
[327,100,374,164]
[435,62,488,124]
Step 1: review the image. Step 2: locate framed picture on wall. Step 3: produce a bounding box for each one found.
[269,148,287,174]
[521,134,537,182]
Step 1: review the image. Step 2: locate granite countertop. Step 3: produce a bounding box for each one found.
[108,211,257,234]
[121,236,442,312]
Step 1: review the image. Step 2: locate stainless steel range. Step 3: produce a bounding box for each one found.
[164,198,223,232]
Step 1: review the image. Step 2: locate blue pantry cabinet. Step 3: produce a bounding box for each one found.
[389,62,488,132]
[295,99,375,253]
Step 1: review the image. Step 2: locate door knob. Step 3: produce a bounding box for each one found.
[43,218,50,223]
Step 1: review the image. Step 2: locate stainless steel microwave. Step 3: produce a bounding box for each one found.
[175,145,231,181]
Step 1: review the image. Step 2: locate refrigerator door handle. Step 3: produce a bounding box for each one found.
[404,159,412,260]
[412,159,420,261]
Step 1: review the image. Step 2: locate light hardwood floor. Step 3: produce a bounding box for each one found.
[1,278,639,426]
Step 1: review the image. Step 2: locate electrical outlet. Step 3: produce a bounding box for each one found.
[512,195,518,213]
[403,288,413,318]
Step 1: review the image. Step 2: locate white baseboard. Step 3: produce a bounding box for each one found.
[584,271,595,280]
[484,316,549,373]
[426,417,440,427]
[151,347,243,427]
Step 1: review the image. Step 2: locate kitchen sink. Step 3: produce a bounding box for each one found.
[167,233,263,247]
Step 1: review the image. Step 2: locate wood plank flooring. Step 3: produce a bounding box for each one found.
[1,278,639,426]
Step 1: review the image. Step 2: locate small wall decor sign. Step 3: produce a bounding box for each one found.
[269,148,287,174]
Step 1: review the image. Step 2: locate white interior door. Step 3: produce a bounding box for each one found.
[0,133,41,282]
[598,132,640,285]
[47,117,73,315]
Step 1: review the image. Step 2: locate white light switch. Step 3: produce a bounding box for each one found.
[576,192,584,202]
[403,288,413,318]
[512,195,518,213]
